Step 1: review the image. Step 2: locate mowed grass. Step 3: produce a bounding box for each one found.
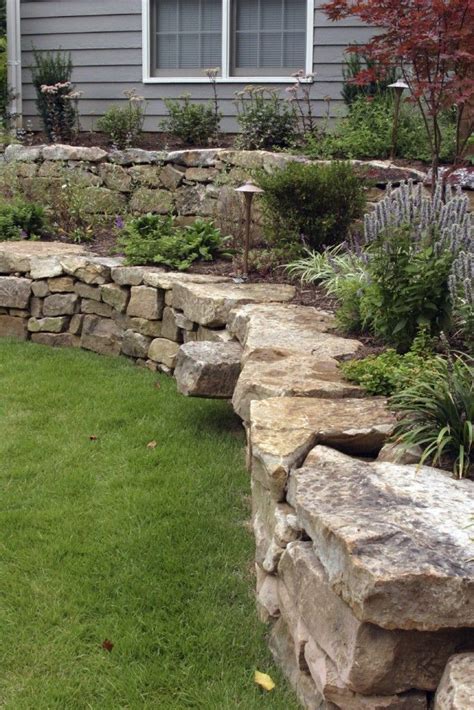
[0,340,298,710]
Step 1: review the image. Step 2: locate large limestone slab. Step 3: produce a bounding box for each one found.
[250,397,394,500]
[80,315,123,356]
[228,303,361,361]
[174,341,242,398]
[279,542,473,696]
[287,446,474,631]
[0,277,31,308]
[434,653,474,709]
[60,255,123,285]
[233,353,363,421]
[0,241,87,274]
[127,285,164,320]
[0,314,28,339]
[172,282,296,328]
[143,270,230,291]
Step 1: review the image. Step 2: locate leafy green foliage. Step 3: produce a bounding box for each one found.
[118,214,227,270]
[31,50,77,141]
[303,95,456,162]
[257,161,366,254]
[0,198,46,240]
[342,51,396,106]
[0,36,9,121]
[234,87,298,150]
[97,91,145,149]
[162,95,221,145]
[341,333,436,396]
[391,353,473,478]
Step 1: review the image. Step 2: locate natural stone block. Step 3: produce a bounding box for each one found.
[250,398,394,501]
[166,149,222,167]
[174,341,242,398]
[196,325,234,343]
[255,566,280,622]
[121,330,152,359]
[100,283,129,313]
[99,163,132,192]
[62,256,122,285]
[48,276,75,293]
[0,241,86,274]
[30,297,42,318]
[172,282,295,328]
[279,542,472,696]
[128,164,162,187]
[174,184,216,216]
[377,442,422,465]
[43,293,78,316]
[233,353,362,421]
[30,256,63,279]
[31,332,80,348]
[127,286,164,320]
[81,187,126,215]
[183,330,197,343]
[0,276,31,309]
[80,315,123,356]
[228,303,361,361]
[287,446,474,631]
[42,144,107,162]
[81,299,113,318]
[130,187,173,214]
[31,280,49,297]
[75,282,101,300]
[161,306,182,342]
[28,316,68,333]
[4,144,41,162]
[69,313,84,335]
[174,311,195,331]
[434,653,474,709]
[160,164,184,190]
[111,266,146,286]
[185,167,217,182]
[116,314,162,338]
[0,314,28,339]
[148,338,179,368]
[109,148,165,166]
[143,270,228,290]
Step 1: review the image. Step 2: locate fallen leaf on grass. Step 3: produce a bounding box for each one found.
[101,639,114,652]
[147,440,157,449]
[254,670,275,692]
[154,381,161,390]
[89,435,98,441]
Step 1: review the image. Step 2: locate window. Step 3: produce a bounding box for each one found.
[144,0,313,82]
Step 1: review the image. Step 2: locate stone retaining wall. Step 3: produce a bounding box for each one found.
[1,144,438,226]
[0,241,473,710]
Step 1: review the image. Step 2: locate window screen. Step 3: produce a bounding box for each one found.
[151,0,222,76]
[232,0,306,75]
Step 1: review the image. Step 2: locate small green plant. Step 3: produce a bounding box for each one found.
[341,51,396,107]
[391,352,473,478]
[341,332,436,396]
[257,161,366,254]
[118,215,227,270]
[161,95,221,146]
[97,90,145,149]
[234,87,298,150]
[31,50,79,142]
[0,198,46,240]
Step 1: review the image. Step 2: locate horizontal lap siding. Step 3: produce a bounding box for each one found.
[20,0,375,131]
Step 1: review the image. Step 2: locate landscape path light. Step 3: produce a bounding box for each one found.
[388,79,409,161]
[235,181,264,279]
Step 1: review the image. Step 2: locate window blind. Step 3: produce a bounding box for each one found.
[152,0,222,76]
[232,0,306,75]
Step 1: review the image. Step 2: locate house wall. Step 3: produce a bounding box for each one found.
[19,0,375,132]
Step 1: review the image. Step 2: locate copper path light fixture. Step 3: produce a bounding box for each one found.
[388,79,409,161]
[235,181,264,280]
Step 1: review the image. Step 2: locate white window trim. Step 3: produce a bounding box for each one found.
[142,0,315,84]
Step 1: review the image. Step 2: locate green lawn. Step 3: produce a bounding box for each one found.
[0,340,297,709]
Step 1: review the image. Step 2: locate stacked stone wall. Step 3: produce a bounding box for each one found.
[0,241,473,709]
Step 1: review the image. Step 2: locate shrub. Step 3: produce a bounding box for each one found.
[303,95,456,162]
[257,161,366,254]
[341,52,396,106]
[235,87,298,150]
[341,333,436,396]
[0,197,46,240]
[391,353,473,478]
[118,215,227,270]
[161,95,221,146]
[97,90,145,149]
[31,50,79,142]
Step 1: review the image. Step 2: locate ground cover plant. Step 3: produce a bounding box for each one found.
[0,196,46,240]
[0,340,298,709]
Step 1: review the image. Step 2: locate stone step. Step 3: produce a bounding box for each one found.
[287,446,474,631]
[250,397,394,501]
[174,341,243,398]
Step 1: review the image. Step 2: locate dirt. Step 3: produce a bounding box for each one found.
[25,131,237,152]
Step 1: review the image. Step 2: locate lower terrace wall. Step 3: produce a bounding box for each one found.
[0,242,473,710]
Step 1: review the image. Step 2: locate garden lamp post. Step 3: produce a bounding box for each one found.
[235,181,264,279]
[388,79,409,161]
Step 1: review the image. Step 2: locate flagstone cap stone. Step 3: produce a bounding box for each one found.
[174,341,243,398]
[0,241,88,274]
[228,303,361,361]
[250,397,394,501]
[172,281,296,327]
[233,352,363,421]
[143,270,230,291]
[287,446,474,631]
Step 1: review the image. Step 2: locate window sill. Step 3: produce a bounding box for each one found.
[143,75,313,84]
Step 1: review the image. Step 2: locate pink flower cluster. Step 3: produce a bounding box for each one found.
[40,81,72,95]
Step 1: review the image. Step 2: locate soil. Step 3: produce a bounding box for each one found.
[25,131,237,152]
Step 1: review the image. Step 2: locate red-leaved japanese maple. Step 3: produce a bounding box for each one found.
[323,0,474,176]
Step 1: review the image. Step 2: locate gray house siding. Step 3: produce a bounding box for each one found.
[20,0,375,132]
